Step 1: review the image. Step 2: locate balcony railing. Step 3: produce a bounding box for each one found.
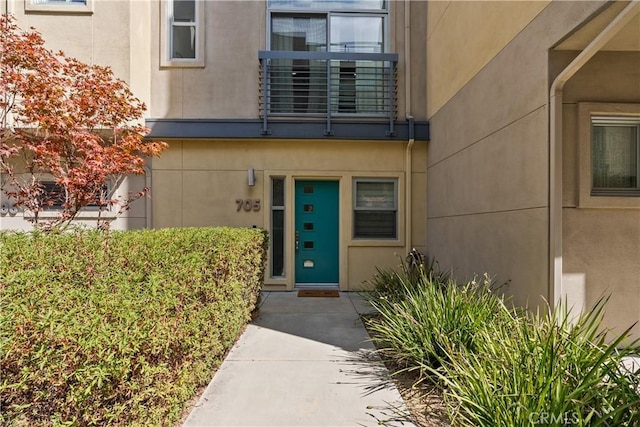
[259,51,398,136]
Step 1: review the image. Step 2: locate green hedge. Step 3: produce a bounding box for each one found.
[0,227,268,426]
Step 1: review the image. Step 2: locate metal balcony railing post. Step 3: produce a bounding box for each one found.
[261,58,271,135]
[258,51,399,137]
[386,61,396,137]
[325,59,333,136]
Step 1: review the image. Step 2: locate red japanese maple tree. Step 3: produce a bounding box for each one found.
[0,15,167,229]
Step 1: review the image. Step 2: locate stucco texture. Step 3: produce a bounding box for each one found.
[426,1,607,310]
[152,139,426,291]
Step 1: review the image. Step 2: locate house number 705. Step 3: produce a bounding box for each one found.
[236,199,261,212]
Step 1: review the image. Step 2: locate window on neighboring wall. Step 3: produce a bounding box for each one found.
[40,181,108,210]
[40,181,65,209]
[161,0,205,67]
[591,116,640,196]
[32,0,86,3]
[271,177,286,277]
[26,0,92,13]
[353,179,397,239]
[268,0,387,115]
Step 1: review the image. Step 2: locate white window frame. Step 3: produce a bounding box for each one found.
[160,0,205,68]
[352,178,398,239]
[577,102,640,208]
[25,0,93,13]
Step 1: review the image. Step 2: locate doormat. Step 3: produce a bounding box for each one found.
[297,290,340,298]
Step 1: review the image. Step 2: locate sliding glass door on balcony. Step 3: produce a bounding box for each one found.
[267,12,391,117]
[263,55,393,117]
[330,15,383,53]
[331,60,387,114]
[271,16,327,114]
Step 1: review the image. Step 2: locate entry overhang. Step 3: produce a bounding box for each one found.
[146,118,430,141]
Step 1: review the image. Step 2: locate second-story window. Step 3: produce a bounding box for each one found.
[269,0,386,53]
[270,14,384,54]
[161,0,205,67]
[26,0,93,13]
[30,0,87,3]
[171,0,196,59]
[267,0,389,116]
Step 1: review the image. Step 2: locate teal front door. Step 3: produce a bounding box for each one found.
[295,180,339,285]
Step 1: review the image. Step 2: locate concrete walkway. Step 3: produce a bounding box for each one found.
[183,291,416,427]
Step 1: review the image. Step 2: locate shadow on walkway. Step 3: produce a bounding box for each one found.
[182,291,416,427]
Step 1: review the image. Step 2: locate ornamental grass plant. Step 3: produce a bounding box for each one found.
[437,298,640,427]
[365,262,640,426]
[365,269,510,377]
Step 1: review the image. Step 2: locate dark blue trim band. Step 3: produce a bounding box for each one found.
[146,119,429,141]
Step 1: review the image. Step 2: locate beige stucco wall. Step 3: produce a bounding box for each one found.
[426,1,606,309]
[392,0,428,121]
[150,0,265,119]
[426,0,550,117]
[563,209,640,339]
[561,51,640,339]
[149,0,424,121]
[152,139,427,290]
[10,1,140,90]
[145,1,428,290]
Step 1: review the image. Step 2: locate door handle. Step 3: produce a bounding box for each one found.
[295,230,299,252]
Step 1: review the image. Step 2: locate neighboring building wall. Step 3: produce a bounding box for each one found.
[425,1,606,308]
[561,51,640,338]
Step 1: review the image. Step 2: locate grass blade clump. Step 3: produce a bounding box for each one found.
[365,264,511,379]
[364,261,640,426]
[439,298,640,426]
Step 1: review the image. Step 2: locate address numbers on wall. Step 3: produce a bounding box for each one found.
[236,199,261,212]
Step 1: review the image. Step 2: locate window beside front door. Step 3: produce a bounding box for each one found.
[353,178,397,239]
[271,177,286,278]
[591,117,640,196]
